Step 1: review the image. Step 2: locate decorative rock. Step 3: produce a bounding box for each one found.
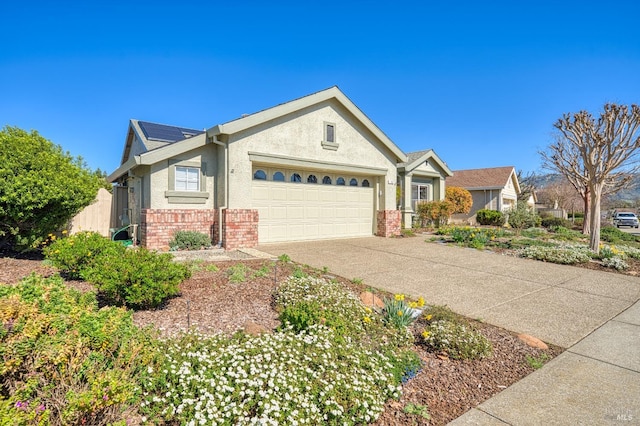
[359,291,384,309]
[243,321,271,336]
[518,333,549,350]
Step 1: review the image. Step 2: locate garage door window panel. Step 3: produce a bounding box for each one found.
[307,174,318,184]
[254,170,267,180]
[322,176,332,185]
[273,171,285,181]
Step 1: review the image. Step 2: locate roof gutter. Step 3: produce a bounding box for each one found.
[107,156,141,183]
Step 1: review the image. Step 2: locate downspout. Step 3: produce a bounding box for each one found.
[211,135,228,248]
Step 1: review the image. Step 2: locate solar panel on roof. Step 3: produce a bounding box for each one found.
[138,121,203,143]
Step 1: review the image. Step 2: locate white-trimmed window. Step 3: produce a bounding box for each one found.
[412,183,432,210]
[175,166,200,191]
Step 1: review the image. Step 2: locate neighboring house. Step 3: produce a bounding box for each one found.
[397,150,453,227]
[108,87,451,250]
[445,166,520,223]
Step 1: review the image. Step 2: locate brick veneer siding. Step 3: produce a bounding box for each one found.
[141,209,218,250]
[222,209,259,251]
[376,210,401,237]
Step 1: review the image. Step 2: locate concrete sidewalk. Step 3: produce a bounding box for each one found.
[260,236,640,424]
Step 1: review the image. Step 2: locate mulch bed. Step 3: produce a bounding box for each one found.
[1,255,562,425]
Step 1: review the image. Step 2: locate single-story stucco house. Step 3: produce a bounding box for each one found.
[108,86,451,250]
[445,166,520,223]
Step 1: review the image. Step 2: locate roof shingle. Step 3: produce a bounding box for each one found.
[446,166,515,189]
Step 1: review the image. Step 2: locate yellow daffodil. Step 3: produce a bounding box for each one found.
[394,294,405,301]
[365,307,372,314]
[363,316,371,323]
[61,230,68,234]
[397,310,404,316]
[417,296,425,307]
[421,330,430,339]
[425,314,433,321]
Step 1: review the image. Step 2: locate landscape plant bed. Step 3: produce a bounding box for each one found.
[0,255,561,425]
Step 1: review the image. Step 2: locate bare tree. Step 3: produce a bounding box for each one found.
[516,170,536,205]
[541,104,640,252]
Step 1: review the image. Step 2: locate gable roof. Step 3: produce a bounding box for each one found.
[110,87,409,182]
[118,119,204,166]
[446,166,520,193]
[208,86,407,162]
[399,149,453,176]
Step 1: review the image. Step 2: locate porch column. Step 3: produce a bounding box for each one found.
[401,173,413,229]
[436,178,446,201]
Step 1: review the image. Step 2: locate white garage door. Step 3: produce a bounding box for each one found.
[252,181,374,243]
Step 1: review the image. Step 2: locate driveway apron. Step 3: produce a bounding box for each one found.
[260,237,639,348]
[260,237,640,425]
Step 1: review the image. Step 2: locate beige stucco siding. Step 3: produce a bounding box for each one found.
[147,145,217,210]
[226,100,398,211]
[128,135,147,160]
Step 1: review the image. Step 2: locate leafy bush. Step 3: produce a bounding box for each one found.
[275,276,368,338]
[168,230,211,251]
[517,245,592,264]
[0,126,104,251]
[420,320,492,360]
[507,204,541,231]
[438,226,506,249]
[550,226,584,241]
[520,227,548,239]
[43,232,125,279]
[600,225,640,243]
[140,326,401,425]
[83,248,190,309]
[602,257,629,270]
[0,274,158,425]
[445,186,472,214]
[415,201,452,227]
[227,263,249,283]
[541,216,570,229]
[476,209,505,226]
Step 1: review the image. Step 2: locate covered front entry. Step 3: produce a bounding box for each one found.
[252,180,374,243]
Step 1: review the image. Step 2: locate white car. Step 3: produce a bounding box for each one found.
[613,212,640,228]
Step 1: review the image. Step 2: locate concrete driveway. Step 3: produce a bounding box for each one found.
[259,236,640,424]
[260,236,640,348]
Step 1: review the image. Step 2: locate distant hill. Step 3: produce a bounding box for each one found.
[528,173,640,206]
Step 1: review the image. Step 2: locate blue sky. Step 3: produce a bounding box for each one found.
[2,1,639,176]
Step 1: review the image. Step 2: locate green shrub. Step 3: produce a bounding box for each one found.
[602,257,629,270]
[476,209,505,226]
[550,226,584,241]
[518,245,592,264]
[43,232,125,279]
[507,204,541,231]
[0,274,158,425]
[420,320,492,360]
[275,276,367,338]
[168,230,211,251]
[600,225,640,243]
[0,126,104,251]
[83,248,190,309]
[227,263,249,283]
[520,227,548,238]
[541,216,570,229]
[415,201,452,227]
